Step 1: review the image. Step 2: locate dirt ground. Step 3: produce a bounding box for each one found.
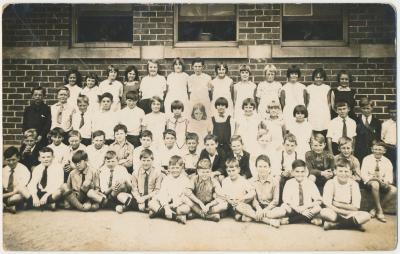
[2,210,397,251]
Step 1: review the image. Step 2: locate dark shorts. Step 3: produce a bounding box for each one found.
[26,189,50,208]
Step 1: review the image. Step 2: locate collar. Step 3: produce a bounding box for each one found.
[209,151,218,157]
[112,141,129,147]
[140,167,153,175]
[337,86,351,91]
[235,151,244,158]
[257,176,272,184]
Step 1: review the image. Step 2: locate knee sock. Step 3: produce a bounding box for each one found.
[337,215,358,229]
[66,193,85,211]
[288,212,310,224]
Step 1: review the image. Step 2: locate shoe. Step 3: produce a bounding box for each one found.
[206,214,220,222]
[124,195,132,208]
[376,213,387,223]
[63,199,71,209]
[49,203,57,211]
[115,205,125,214]
[355,224,366,232]
[187,212,196,220]
[176,215,187,224]
[280,217,289,225]
[369,209,376,218]
[269,219,281,228]
[149,210,156,219]
[234,213,242,221]
[241,215,252,222]
[4,205,16,214]
[311,218,323,226]
[323,221,338,231]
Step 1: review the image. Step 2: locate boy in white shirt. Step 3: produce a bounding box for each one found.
[47,127,68,165]
[159,129,182,174]
[50,87,74,141]
[62,130,86,182]
[381,102,396,184]
[86,130,109,171]
[132,130,161,171]
[72,94,93,146]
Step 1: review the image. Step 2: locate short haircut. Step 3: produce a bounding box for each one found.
[192,58,204,66]
[169,155,184,166]
[105,150,117,160]
[191,103,207,120]
[372,140,387,149]
[311,67,327,81]
[239,64,252,75]
[257,129,269,140]
[39,146,54,156]
[98,92,113,102]
[335,158,351,169]
[204,134,218,144]
[24,129,38,139]
[48,127,65,138]
[172,57,185,71]
[31,86,46,96]
[57,86,70,96]
[71,150,88,164]
[92,130,106,139]
[197,158,211,169]
[125,91,139,101]
[186,132,199,143]
[214,97,229,108]
[359,96,373,108]
[64,68,83,87]
[241,98,256,110]
[106,65,119,77]
[287,65,301,78]
[292,159,306,170]
[124,65,139,81]
[214,62,228,74]
[140,130,153,140]
[163,129,176,139]
[150,96,163,104]
[77,94,89,105]
[85,72,99,86]
[4,146,20,159]
[147,59,160,73]
[230,135,243,144]
[337,70,353,83]
[171,100,184,112]
[338,136,353,147]
[335,101,348,109]
[225,157,239,167]
[69,130,81,139]
[310,133,326,144]
[140,148,153,160]
[293,104,308,118]
[263,64,277,75]
[284,133,297,145]
[114,123,128,134]
[256,154,271,167]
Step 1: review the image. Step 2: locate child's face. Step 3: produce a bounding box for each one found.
[339,74,350,88]
[243,104,254,116]
[77,101,88,113]
[339,142,353,158]
[75,159,88,172]
[140,156,153,170]
[108,70,117,80]
[216,104,227,115]
[284,140,297,154]
[292,166,306,182]
[164,134,176,148]
[231,140,243,155]
[69,136,81,150]
[169,163,183,178]
[39,152,53,167]
[205,140,217,155]
[314,73,324,86]
[51,135,63,146]
[100,97,112,111]
[68,73,77,86]
[24,136,38,147]
[192,62,203,75]
[105,157,118,169]
[92,135,105,150]
[336,105,349,118]
[269,106,279,117]
[32,90,44,105]
[265,70,275,82]
[336,166,352,183]
[193,109,203,121]
[126,99,137,109]
[240,70,250,81]
[289,73,298,83]
[186,139,198,153]
[151,100,161,113]
[174,61,183,73]
[198,167,211,180]
[257,134,271,146]
[360,104,373,117]
[217,66,226,78]
[173,108,182,118]
[257,160,271,182]
[86,78,96,88]
[389,109,396,121]
[127,70,136,82]
[226,162,240,180]
[114,129,127,143]
[295,112,305,122]
[140,136,152,148]
[372,145,386,159]
[311,140,325,154]
[148,62,158,76]
[57,90,69,104]
[5,155,19,170]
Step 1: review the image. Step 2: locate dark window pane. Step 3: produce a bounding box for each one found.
[77,16,132,43]
[178,21,236,41]
[282,21,342,41]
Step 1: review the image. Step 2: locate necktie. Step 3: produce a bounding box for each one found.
[57,104,64,124]
[40,166,48,190]
[144,171,149,196]
[299,182,304,206]
[81,171,85,184]
[7,170,14,192]
[79,112,85,128]
[108,169,114,188]
[342,118,347,138]
[375,159,380,178]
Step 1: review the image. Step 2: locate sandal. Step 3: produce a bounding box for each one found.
[369,209,376,218]
[376,213,387,223]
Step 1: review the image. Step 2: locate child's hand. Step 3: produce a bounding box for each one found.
[136,196,145,204]
[281,170,291,178]
[23,146,32,154]
[113,182,121,192]
[63,163,71,172]
[200,203,208,214]
[32,196,40,207]
[39,195,48,206]
[256,208,264,221]
[301,208,313,219]
[164,206,173,219]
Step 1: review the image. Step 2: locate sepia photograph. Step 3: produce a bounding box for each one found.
[2,0,398,251]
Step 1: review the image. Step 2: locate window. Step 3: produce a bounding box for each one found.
[175,4,237,46]
[72,4,133,47]
[281,4,347,46]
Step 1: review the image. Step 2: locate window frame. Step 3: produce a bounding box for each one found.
[173,4,239,48]
[280,4,348,47]
[71,4,134,48]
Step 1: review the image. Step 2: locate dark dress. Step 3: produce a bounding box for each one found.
[212,116,232,155]
[330,88,356,120]
[354,116,382,163]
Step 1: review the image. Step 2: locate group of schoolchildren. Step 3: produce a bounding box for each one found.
[3,58,397,232]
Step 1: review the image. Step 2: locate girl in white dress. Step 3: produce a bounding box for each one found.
[164,58,189,118]
[99,65,123,112]
[122,65,140,108]
[256,64,282,119]
[280,65,308,125]
[260,100,286,152]
[187,103,212,150]
[64,69,83,111]
[165,100,189,150]
[233,64,257,118]
[142,96,167,150]
[81,73,101,113]
[307,68,331,136]
[188,58,212,117]
[210,63,234,116]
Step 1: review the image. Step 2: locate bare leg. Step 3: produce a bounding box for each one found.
[381,185,397,211]
[320,208,338,222]
[368,181,383,214]
[264,206,287,219]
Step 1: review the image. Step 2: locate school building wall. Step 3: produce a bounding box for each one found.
[2,3,396,146]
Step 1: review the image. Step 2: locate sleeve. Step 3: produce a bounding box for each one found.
[27,167,40,195]
[381,122,388,142]
[271,179,280,207]
[352,157,361,177]
[212,178,222,196]
[360,157,371,183]
[384,159,394,184]
[351,181,361,209]
[326,120,334,139]
[328,154,336,170]
[281,180,291,205]
[153,171,163,194]
[21,165,31,187]
[66,173,73,189]
[311,181,322,203]
[131,173,140,200]
[157,177,171,206]
[42,106,52,138]
[322,180,334,207]
[306,152,320,177]
[255,83,262,98]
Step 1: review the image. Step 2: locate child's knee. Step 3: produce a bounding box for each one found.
[368,181,380,190]
[354,211,371,224]
[177,204,190,215]
[388,185,397,194]
[148,199,160,211]
[320,208,336,220]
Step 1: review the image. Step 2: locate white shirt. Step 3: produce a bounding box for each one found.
[156,173,192,205]
[362,115,372,125]
[158,144,182,167]
[140,75,167,99]
[28,162,64,195]
[323,177,361,209]
[327,116,357,143]
[117,106,145,136]
[282,178,321,207]
[65,84,82,110]
[62,144,87,169]
[72,110,93,139]
[86,144,109,171]
[98,165,131,193]
[92,109,118,140]
[361,154,393,184]
[221,176,254,200]
[142,112,167,149]
[47,143,69,164]
[382,119,396,145]
[132,145,161,171]
[50,102,74,132]
[3,163,31,190]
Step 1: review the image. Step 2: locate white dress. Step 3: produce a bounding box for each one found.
[81,86,101,113]
[281,82,306,124]
[306,83,331,131]
[235,113,261,151]
[286,120,313,160]
[188,73,212,117]
[187,118,212,149]
[65,84,82,110]
[233,81,256,117]
[142,112,167,150]
[98,79,123,112]
[164,72,189,116]
[256,81,282,117]
[210,76,233,116]
[261,117,285,152]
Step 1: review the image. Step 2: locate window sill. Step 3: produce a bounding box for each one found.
[59,46,141,59]
[72,42,133,48]
[174,41,238,48]
[281,40,347,47]
[164,45,247,58]
[272,45,359,58]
